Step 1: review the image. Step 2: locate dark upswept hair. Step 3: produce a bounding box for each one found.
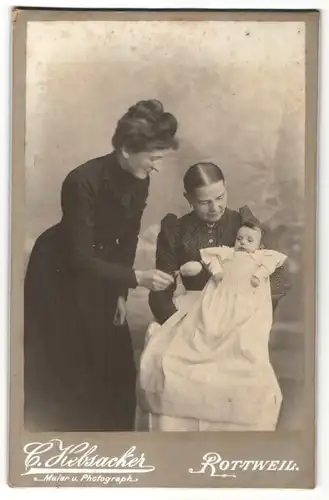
[112,99,179,153]
[183,162,225,195]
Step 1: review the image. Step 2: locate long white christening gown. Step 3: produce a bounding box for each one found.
[139,247,287,430]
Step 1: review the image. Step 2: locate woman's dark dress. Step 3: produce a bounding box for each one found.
[149,210,291,324]
[24,152,148,432]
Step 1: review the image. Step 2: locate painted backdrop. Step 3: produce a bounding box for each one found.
[25,21,305,429]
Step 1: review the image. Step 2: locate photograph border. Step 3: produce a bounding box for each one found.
[9,8,319,489]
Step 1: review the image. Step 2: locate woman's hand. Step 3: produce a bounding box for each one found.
[135,269,174,291]
[113,296,127,326]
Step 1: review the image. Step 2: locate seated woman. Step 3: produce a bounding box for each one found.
[140,162,291,431]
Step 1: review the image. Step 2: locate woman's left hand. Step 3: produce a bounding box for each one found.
[113,296,127,326]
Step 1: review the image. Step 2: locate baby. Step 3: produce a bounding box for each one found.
[139,206,289,430]
[179,207,286,291]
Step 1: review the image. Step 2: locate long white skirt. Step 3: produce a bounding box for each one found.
[139,254,282,431]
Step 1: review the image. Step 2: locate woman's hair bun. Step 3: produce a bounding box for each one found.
[157,112,178,137]
[112,99,178,153]
[127,100,164,121]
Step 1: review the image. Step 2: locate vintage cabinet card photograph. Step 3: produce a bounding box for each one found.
[9,8,319,489]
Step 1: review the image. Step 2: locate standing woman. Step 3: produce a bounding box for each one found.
[24,100,177,432]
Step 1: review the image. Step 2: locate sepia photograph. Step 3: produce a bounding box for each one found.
[9,8,318,489]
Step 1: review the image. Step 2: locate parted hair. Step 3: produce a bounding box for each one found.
[183,162,225,195]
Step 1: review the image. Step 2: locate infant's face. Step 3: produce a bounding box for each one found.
[235,225,262,253]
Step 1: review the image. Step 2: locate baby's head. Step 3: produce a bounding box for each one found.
[236,205,266,253]
[235,223,264,253]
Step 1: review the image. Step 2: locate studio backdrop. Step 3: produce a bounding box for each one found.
[25,20,305,430]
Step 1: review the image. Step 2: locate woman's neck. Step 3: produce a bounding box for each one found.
[116,150,131,174]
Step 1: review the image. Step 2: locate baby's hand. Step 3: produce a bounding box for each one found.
[251,275,261,288]
[213,271,224,284]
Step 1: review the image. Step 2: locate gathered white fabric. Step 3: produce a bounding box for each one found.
[139,247,287,430]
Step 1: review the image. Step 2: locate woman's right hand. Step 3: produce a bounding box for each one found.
[135,269,175,291]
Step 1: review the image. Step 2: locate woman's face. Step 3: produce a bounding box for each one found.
[187,180,228,223]
[123,149,168,179]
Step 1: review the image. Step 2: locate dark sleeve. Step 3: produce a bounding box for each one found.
[148,214,180,324]
[270,260,292,311]
[61,174,137,289]
[116,209,144,298]
[260,224,292,311]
